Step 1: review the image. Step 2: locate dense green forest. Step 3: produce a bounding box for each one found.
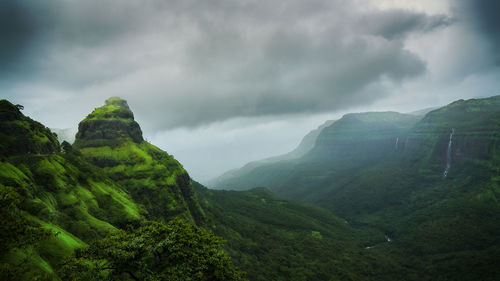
[1,96,499,280]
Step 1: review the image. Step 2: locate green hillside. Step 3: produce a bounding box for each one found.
[0,100,143,279]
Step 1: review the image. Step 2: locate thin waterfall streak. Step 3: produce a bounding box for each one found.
[443,128,455,178]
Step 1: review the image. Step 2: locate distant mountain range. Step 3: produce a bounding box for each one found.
[210,95,500,280]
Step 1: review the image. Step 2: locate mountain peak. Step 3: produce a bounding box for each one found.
[74,97,143,148]
[105,97,130,109]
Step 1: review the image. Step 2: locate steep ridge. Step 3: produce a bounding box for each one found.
[0,100,143,279]
[74,97,204,223]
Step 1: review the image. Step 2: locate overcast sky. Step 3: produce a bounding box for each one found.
[1,0,499,182]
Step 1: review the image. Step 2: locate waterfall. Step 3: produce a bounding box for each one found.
[443,128,455,178]
[395,137,399,150]
[404,137,409,150]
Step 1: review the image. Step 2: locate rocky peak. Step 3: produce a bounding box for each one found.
[105,97,131,108]
[74,97,143,148]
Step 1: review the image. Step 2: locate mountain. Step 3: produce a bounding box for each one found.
[406,106,440,116]
[211,95,500,280]
[212,111,421,200]
[316,96,500,280]
[73,97,204,223]
[207,119,335,188]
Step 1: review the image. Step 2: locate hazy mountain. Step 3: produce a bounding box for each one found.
[406,106,441,116]
[211,111,421,199]
[207,119,335,188]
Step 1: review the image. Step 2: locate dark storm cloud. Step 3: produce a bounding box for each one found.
[0,1,37,75]
[1,0,450,129]
[456,0,500,65]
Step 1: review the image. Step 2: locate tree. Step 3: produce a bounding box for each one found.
[59,219,245,281]
[61,141,72,153]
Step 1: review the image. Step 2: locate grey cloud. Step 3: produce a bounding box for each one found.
[360,10,452,40]
[2,0,446,130]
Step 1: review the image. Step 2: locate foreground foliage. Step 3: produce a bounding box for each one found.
[60,219,244,281]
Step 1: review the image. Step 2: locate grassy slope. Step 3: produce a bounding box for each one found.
[0,100,143,279]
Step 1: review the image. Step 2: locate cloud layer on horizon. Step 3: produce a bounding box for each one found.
[1,0,461,130]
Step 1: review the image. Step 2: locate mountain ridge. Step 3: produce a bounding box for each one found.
[209,95,500,280]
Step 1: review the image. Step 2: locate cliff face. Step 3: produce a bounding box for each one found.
[74,97,143,148]
[403,96,500,174]
[74,97,204,223]
[307,111,419,162]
